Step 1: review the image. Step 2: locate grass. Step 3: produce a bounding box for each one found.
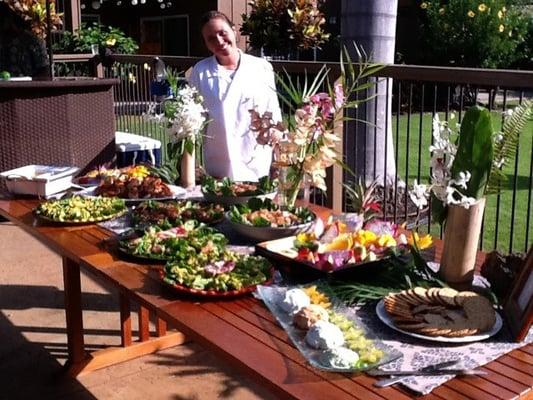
[392,110,532,254]
[116,111,532,254]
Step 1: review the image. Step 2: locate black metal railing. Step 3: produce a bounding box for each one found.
[53,54,533,254]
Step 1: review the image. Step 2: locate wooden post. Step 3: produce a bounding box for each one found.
[138,306,150,342]
[155,318,167,337]
[120,294,132,347]
[63,0,81,33]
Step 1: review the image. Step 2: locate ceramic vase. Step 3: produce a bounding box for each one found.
[440,197,486,286]
[180,147,195,188]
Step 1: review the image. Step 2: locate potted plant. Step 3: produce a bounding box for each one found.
[409,101,532,285]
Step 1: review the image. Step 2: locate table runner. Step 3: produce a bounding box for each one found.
[360,302,532,394]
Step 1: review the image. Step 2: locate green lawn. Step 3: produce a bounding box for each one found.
[393,111,532,254]
[116,111,532,254]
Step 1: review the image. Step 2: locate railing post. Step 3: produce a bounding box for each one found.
[89,56,104,78]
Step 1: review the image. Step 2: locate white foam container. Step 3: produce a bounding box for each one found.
[0,165,79,196]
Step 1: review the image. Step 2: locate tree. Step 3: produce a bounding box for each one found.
[341,0,398,185]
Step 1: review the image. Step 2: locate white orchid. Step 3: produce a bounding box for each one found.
[449,171,471,190]
[410,114,479,210]
[144,84,208,143]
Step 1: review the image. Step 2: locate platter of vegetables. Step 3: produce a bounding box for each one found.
[201,175,276,205]
[226,198,316,242]
[34,195,127,224]
[131,200,225,230]
[118,222,226,262]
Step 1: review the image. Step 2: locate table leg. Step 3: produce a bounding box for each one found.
[62,257,86,364]
[138,306,150,342]
[120,294,132,347]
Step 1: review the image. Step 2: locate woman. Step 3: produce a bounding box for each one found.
[189,11,282,181]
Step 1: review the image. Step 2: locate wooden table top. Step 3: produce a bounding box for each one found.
[1,197,532,400]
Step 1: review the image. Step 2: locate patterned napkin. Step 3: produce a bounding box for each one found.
[364,265,533,394]
[364,304,532,394]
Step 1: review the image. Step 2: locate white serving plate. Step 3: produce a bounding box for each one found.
[77,184,186,203]
[0,165,79,196]
[376,299,503,343]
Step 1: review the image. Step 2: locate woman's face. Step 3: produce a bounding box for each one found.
[201,17,237,58]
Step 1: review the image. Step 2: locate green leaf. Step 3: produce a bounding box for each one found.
[487,100,532,194]
[451,106,494,199]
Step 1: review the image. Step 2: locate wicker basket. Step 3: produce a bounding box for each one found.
[0,78,118,190]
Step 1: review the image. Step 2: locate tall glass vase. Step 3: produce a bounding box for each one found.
[275,163,309,208]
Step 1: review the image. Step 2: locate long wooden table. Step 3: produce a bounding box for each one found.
[1,197,532,400]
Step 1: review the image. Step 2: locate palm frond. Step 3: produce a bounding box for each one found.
[487,100,532,194]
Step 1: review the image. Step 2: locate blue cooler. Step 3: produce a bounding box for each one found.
[115,131,162,168]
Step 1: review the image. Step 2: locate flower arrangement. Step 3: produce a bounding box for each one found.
[4,0,63,39]
[409,100,532,223]
[144,71,209,185]
[249,46,384,206]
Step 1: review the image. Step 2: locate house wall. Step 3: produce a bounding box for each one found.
[81,0,218,56]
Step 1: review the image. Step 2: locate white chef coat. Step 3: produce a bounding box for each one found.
[189,51,282,181]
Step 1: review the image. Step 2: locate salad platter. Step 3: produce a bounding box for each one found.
[118,222,226,262]
[34,195,127,224]
[226,198,316,242]
[161,244,273,298]
[201,175,276,205]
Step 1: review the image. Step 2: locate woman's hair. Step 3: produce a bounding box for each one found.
[200,11,234,29]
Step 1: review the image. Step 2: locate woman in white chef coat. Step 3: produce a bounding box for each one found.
[189,11,282,181]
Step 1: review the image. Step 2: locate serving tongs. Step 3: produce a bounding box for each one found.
[369,360,487,388]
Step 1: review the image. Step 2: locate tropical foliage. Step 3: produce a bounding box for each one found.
[240,0,330,56]
[416,0,531,68]
[3,0,62,38]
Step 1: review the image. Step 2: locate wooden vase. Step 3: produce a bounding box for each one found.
[440,197,486,286]
[180,147,195,188]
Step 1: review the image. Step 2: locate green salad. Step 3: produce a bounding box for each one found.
[201,175,276,197]
[35,196,126,223]
[229,198,315,228]
[164,250,271,292]
[120,222,226,261]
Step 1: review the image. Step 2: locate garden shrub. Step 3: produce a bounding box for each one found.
[416,0,531,69]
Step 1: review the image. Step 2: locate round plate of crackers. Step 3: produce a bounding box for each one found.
[377,287,503,343]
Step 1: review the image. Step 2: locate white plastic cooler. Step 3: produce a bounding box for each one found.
[115,131,162,168]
